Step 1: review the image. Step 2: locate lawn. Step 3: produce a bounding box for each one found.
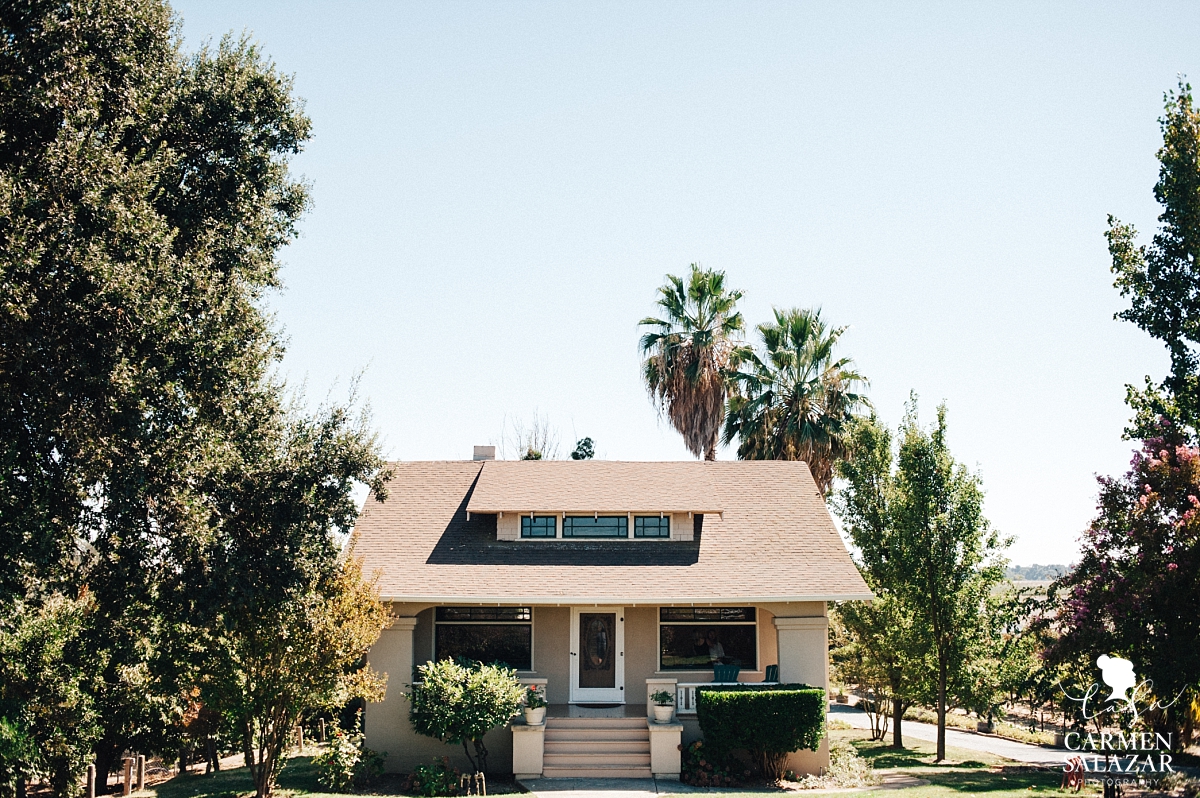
[661,728,1095,798]
[136,729,1092,798]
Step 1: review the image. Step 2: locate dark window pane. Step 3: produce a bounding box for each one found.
[660,624,756,671]
[660,607,755,623]
[437,607,532,622]
[435,624,532,670]
[521,516,556,538]
[562,515,628,538]
[634,516,670,538]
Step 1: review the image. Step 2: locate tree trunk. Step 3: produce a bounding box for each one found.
[94,742,121,795]
[474,739,489,776]
[891,699,904,749]
[461,739,478,775]
[254,741,274,798]
[936,657,948,762]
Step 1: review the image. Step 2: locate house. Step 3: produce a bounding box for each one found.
[351,448,871,780]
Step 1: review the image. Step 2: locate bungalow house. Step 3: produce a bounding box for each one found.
[352,448,871,780]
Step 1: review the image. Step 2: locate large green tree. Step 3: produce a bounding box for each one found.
[836,402,1008,761]
[639,265,747,460]
[724,307,869,492]
[0,2,390,794]
[830,594,921,747]
[1108,81,1200,440]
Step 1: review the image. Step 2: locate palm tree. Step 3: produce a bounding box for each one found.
[639,265,747,460]
[724,307,869,492]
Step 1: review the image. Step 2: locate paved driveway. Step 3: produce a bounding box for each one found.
[829,703,1067,767]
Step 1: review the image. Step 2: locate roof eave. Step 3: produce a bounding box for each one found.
[465,508,725,515]
[378,592,875,604]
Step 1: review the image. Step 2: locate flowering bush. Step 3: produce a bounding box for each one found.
[313,712,386,791]
[407,757,460,797]
[680,740,740,787]
[523,685,546,709]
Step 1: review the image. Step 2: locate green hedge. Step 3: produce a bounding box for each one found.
[695,684,826,781]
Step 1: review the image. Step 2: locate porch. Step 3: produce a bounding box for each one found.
[365,603,832,778]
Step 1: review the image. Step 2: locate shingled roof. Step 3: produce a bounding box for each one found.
[351,459,872,604]
[466,460,724,514]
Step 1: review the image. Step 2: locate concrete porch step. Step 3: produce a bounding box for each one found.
[545,740,650,755]
[541,765,654,779]
[545,751,652,767]
[543,728,649,742]
[544,716,647,729]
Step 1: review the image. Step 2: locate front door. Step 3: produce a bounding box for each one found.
[569,607,625,703]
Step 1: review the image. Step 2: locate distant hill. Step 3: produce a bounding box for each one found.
[1007,563,1066,581]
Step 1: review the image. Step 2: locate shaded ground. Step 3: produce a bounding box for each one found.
[136,749,523,798]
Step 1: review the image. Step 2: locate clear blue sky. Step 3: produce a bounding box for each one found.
[174,1,1197,566]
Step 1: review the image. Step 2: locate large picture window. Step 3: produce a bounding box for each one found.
[659,607,756,671]
[562,515,628,538]
[435,606,533,670]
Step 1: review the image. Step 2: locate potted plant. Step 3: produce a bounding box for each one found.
[650,690,675,723]
[522,685,546,726]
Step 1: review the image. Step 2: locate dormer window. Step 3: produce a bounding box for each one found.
[634,515,670,538]
[521,515,557,538]
[562,515,628,538]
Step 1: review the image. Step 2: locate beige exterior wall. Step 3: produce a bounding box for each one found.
[533,607,571,703]
[496,513,519,540]
[364,600,829,776]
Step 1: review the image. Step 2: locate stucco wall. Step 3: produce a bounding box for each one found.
[534,607,570,703]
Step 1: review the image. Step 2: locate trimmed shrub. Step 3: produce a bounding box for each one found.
[695,683,826,783]
[409,659,524,775]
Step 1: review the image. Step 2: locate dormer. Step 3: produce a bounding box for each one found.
[464,460,723,542]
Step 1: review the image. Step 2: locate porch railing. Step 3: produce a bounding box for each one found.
[674,680,781,715]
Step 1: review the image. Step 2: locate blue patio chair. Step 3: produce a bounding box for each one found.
[764,664,779,683]
[713,663,740,683]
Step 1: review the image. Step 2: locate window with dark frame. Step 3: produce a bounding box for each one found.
[435,606,533,670]
[658,607,757,671]
[562,515,628,538]
[634,515,670,538]
[521,515,556,538]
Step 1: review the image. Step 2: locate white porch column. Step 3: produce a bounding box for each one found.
[774,614,829,775]
[365,614,419,771]
[773,615,828,687]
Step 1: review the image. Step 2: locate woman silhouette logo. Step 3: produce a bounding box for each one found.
[1096,655,1137,714]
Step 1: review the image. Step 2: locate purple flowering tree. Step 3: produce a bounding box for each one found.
[1048,424,1199,743]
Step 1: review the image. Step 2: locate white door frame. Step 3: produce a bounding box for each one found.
[569,607,625,703]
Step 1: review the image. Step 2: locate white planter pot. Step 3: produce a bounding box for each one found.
[653,705,674,723]
[523,706,546,726]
